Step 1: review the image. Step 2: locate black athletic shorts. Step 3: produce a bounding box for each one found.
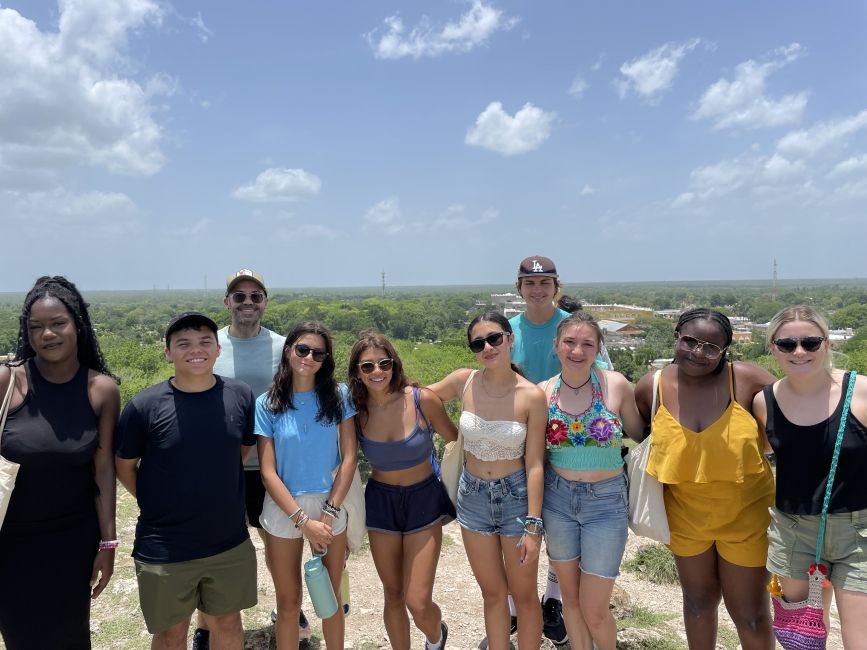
[365,474,455,534]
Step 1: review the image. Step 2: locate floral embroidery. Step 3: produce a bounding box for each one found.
[546,373,622,450]
[587,417,616,445]
[570,420,584,434]
[547,419,568,445]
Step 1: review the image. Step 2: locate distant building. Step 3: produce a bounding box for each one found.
[597,319,645,337]
[732,331,753,343]
[655,309,682,320]
[584,304,654,320]
[488,292,527,319]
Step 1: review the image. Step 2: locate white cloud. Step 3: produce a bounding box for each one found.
[615,39,700,102]
[591,55,604,71]
[580,184,595,196]
[827,154,867,178]
[190,12,213,44]
[692,43,806,129]
[465,102,554,156]
[568,76,588,100]
[366,0,518,60]
[1,188,140,237]
[364,197,405,234]
[430,206,499,231]
[762,153,806,182]
[232,168,322,202]
[0,1,167,181]
[777,110,867,157]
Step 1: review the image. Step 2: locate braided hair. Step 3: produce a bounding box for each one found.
[674,308,732,374]
[15,276,116,380]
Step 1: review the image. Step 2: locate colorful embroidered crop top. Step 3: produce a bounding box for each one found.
[545,369,624,471]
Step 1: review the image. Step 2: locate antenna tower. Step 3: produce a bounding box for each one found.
[381,271,386,298]
[772,258,778,300]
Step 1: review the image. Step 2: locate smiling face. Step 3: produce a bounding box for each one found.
[517,276,558,310]
[224,279,268,329]
[771,320,830,376]
[27,297,78,364]
[288,333,327,381]
[556,323,600,374]
[356,346,394,395]
[674,318,728,377]
[468,320,512,368]
[164,326,221,377]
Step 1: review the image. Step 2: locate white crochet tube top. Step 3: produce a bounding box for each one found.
[459,411,527,461]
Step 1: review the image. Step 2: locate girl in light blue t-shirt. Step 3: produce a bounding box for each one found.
[256,321,357,650]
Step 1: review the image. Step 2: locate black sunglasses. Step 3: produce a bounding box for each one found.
[358,358,394,374]
[468,331,507,353]
[293,343,328,362]
[230,291,265,304]
[773,336,826,353]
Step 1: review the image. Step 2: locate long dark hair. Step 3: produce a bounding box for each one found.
[15,276,116,380]
[348,330,410,421]
[266,321,343,423]
[674,308,732,374]
[467,311,525,377]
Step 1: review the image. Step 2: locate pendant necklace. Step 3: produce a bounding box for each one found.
[561,373,591,395]
[481,370,512,399]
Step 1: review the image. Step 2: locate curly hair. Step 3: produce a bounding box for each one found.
[265,321,343,423]
[347,330,411,422]
[15,276,116,380]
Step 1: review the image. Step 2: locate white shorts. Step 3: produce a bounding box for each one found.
[260,492,348,540]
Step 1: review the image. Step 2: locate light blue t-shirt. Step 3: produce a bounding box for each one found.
[254,384,357,496]
[214,326,285,469]
[509,309,612,384]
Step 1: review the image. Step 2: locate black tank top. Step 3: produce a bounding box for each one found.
[0,360,99,529]
[764,371,867,515]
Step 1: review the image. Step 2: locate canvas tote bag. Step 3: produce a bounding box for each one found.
[0,365,20,528]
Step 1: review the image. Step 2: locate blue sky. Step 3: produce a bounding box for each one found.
[1,1,865,291]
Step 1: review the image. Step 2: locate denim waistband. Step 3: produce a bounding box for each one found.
[461,467,526,491]
[544,465,626,492]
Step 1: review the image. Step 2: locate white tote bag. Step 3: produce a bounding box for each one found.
[626,369,670,544]
[439,431,463,508]
[0,366,21,529]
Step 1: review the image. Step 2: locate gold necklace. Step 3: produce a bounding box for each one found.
[481,370,512,399]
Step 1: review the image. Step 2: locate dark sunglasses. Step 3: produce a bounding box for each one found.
[358,358,394,374]
[230,291,265,304]
[773,336,826,353]
[468,331,507,353]
[293,343,328,362]
[677,334,726,359]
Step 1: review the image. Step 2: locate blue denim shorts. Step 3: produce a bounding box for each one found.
[457,467,528,537]
[542,467,628,578]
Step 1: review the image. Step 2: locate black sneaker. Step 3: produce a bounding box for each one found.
[191,628,210,650]
[477,616,517,649]
[542,597,568,644]
[440,621,449,649]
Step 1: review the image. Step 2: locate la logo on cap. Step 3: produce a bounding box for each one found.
[237,269,253,276]
[531,260,544,273]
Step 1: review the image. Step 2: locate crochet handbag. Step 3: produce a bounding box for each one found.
[0,366,20,529]
[627,369,670,543]
[768,370,857,650]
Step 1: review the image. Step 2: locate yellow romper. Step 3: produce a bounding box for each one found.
[646,364,775,566]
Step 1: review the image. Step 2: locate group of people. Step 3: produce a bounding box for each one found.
[0,258,865,650]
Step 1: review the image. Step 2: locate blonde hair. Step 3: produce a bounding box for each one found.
[767,305,833,371]
[766,305,830,345]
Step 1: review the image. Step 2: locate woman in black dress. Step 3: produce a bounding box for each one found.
[0,276,120,649]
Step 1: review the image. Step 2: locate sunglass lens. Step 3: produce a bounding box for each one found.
[802,337,824,352]
[359,362,375,374]
[294,344,311,358]
[774,339,798,353]
[379,358,394,371]
[469,332,505,353]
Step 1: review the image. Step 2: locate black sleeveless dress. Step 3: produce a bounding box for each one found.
[0,360,100,649]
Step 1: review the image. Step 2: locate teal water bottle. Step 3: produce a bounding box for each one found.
[304,552,338,619]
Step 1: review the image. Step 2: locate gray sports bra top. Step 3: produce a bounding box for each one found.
[357,387,434,472]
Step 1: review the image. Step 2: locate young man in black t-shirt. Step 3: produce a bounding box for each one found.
[116,312,257,650]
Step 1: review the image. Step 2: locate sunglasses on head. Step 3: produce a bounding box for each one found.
[773,336,826,353]
[358,358,394,374]
[230,291,265,304]
[468,331,507,353]
[293,343,328,362]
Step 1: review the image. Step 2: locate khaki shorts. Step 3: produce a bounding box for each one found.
[767,507,867,593]
[134,538,258,633]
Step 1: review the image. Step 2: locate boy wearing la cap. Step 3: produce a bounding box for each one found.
[116,312,257,650]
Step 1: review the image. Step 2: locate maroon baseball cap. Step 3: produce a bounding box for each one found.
[517,255,558,278]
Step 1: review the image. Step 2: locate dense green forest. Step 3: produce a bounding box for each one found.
[2,279,866,406]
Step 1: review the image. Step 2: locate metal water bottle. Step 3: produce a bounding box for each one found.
[340,568,350,615]
[303,552,338,619]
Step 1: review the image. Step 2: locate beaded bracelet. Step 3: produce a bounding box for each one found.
[98,540,119,551]
[293,512,310,529]
[521,516,544,535]
[321,501,341,518]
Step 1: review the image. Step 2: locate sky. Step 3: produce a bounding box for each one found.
[1,1,866,291]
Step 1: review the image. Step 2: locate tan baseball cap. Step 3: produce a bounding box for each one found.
[225,269,266,295]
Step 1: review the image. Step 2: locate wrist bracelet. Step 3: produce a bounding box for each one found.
[293,512,309,529]
[98,540,119,551]
[322,500,341,517]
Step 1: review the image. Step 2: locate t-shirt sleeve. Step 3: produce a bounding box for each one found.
[115,399,147,459]
[254,393,276,438]
[241,386,256,446]
[339,383,357,421]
